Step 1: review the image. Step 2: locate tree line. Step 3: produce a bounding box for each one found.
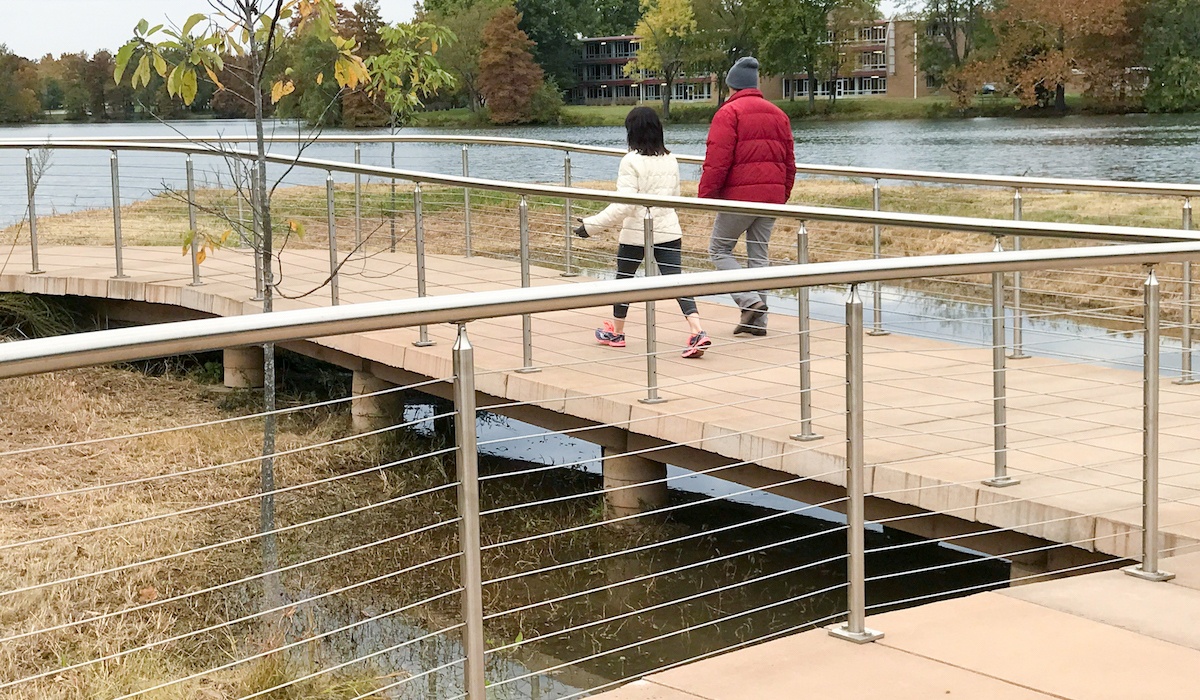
[918,0,1200,112]
[1,0,1198,126]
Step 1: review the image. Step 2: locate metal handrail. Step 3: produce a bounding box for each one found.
[4,139,1198,244]
[5,133,1200,197]
[2,241,1199,380]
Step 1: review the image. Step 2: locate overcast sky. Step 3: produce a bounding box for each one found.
[5,0,902,59]
[2,0,418,57]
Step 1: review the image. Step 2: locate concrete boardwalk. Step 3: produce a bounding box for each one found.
[3,246,1200,563]
[599,551,1200,700]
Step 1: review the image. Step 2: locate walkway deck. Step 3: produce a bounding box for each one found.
[3,246,1200,563]
[595,550,1200,700]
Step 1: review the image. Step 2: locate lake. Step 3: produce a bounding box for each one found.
[2,113,1200,229]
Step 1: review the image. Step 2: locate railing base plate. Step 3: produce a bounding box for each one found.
[1008,352,1032,360]
[867,330,890,337]
[516,367,541,374]
[560,272,579,278]
[828,625,884,644]
[29,269,44,275]
[984,476,1021,488]
[1123,565,1175,582]
[791,433,824,442]
[639,397,668,405]
[1174,377,1200,386]
[413,341,436,348]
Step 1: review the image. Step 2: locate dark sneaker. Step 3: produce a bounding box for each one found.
[682,331,712,359]
[596,320,626,348]
[734,302,768,336]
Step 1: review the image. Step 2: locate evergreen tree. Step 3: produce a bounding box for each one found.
[479,5,545,123]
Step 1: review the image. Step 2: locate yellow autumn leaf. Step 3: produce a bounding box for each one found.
[197,248,208,265]
[205,66,225,91]
[316,72,324,85]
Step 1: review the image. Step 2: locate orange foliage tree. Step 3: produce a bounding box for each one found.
[478,5,545,124]
[980,0,1138,110]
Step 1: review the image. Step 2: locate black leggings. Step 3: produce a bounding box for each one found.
[613,239,698,319]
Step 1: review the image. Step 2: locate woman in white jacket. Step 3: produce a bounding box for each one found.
[575,107,711,359]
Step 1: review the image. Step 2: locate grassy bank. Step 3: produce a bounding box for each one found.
[414,94,1119,128]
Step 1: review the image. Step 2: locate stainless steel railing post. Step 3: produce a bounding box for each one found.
[1009,189,1029,359]
[186,156,202,286]
[325,173,340,306]
[640,207,666,405]
[452,323,488,699]
[414,183,434,347]
[830,284,883,644]
[792,222,821,441]
[110,151,127,279]
[868,180,887,336]
[1125,268,1175,582]
[985,238,1019,488]
[354,143,362,258]
[24,150,43,275]
[517,196,539,373]
[462,145,472,258]
[562,152,578,277]
[1178,199,1195,385]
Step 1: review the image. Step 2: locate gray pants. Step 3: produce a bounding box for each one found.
[708,213,777,310]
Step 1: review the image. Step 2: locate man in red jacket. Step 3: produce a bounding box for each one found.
[700,56,796,336]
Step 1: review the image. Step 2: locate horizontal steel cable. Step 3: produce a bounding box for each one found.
[4,553,462,692]
[484,476,849,586]
[484,506,850,623]
[0,456,458,599]
[0,407,453,505]
[489,581,851,690]
[1,501,458,644]
[134,621,466,700]
[488,552,849,655]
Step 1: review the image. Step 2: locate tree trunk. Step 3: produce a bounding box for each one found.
[250,22,282,612]
[662,79,672,120]
[808,76,817,111]
[1055,83,1067,112]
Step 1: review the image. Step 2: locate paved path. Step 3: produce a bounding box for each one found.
[596,551,1200,700]
[3,246,1200,563]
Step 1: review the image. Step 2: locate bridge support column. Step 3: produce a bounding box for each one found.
[352,371,402,433]
[350,372,400,432]
[602,431,668,524]
[224,346,264,388]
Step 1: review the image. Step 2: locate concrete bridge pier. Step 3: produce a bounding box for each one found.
[223,346,265,388]
[351,370,403,433]
[601,431,668,524]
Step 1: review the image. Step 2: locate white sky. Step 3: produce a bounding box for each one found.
[3,0,418,58]
[6,0,903,59]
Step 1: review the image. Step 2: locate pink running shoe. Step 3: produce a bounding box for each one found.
[682,331,712,359]
[596,321,626,348]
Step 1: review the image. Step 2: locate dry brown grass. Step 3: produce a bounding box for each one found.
[0,367,418,698]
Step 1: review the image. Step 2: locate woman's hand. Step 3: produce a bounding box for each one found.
[573,219,590,238]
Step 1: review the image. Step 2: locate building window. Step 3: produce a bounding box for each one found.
[858,25,887,43]
[859,51,886,70]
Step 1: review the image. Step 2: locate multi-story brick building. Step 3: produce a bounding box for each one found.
[572,20,937,106]
[764,20,934,101]
[571,35,717,106]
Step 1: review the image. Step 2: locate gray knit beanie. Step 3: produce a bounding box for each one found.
[726,57,760,91]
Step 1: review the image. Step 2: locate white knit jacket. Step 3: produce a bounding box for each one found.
[582,151,683,246]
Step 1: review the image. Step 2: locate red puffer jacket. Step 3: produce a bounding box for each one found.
[698,89,796,204]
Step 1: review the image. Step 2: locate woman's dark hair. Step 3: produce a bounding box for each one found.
[625,106,670,157]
